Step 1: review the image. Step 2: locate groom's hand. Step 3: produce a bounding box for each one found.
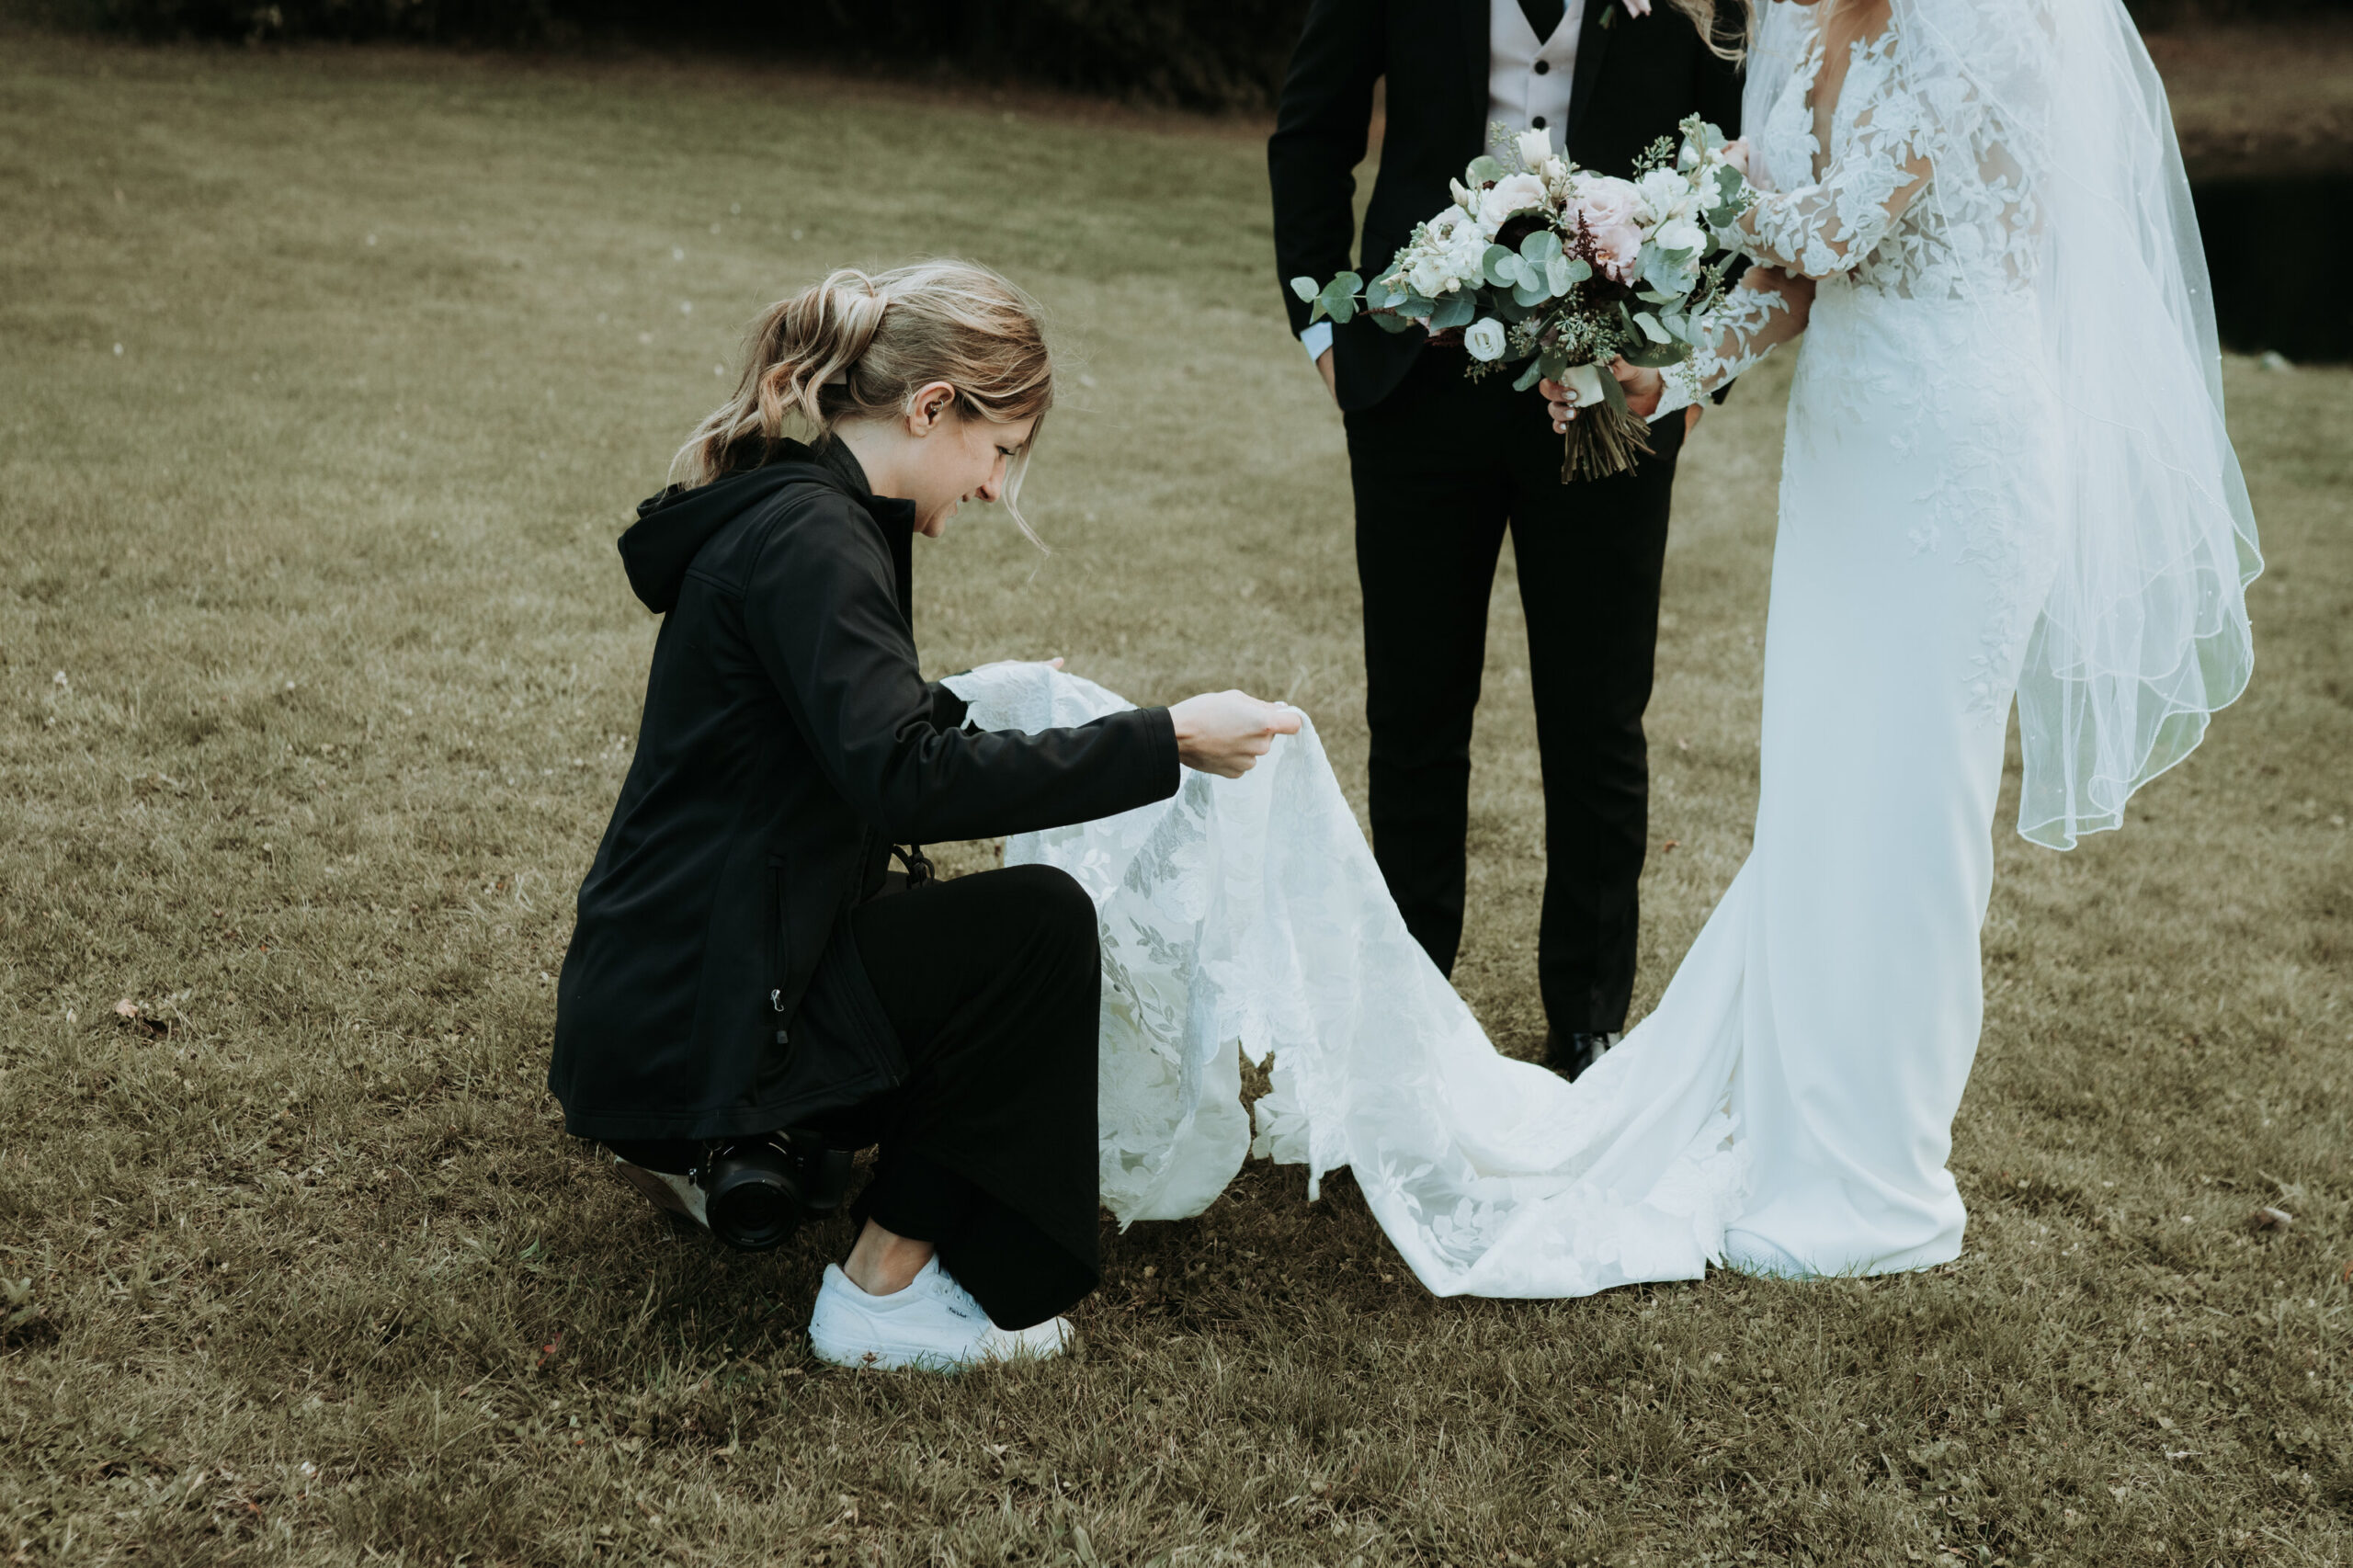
[1169,691,1303,778]
[1315,347,1336,403]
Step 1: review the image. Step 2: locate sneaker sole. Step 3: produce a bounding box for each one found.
[808,1325,1065,1373]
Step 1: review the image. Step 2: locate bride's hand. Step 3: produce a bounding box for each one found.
[1721,137,1753,177]
[1608,358,1665,420]
[1169,691,1302,778]
[1541,360,1664,430]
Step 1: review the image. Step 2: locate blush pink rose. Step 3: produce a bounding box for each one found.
[1572,175,1646,280]
[1476,172,1551,235]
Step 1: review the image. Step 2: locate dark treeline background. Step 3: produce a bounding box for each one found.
[30,0,2353,109]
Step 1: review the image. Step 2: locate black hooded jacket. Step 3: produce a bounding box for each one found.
[550,440,1179,1142]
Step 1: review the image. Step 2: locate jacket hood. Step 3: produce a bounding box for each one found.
[620,440,888,614]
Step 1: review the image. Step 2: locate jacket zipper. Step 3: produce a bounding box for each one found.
[767,858,790,1044]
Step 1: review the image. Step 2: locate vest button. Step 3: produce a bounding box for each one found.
[1531,114,1548,129]
[1533,58,1551,74]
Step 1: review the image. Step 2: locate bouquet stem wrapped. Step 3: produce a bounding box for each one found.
[1552,362,1656,482]
[1295,118,1754,484]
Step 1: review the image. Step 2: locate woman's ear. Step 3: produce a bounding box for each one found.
[908,380,959,435]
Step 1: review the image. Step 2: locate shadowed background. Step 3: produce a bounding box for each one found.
[1,30,2348,1566]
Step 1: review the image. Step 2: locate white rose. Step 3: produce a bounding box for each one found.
[1464,317,1508,361]
[1477,172,1550,233]
[1636,168,1692,222]
[1514,128,1555,172]
[1407,255,1449,297]
[1654,216,1707,255]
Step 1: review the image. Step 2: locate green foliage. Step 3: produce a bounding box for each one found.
[54,0,1324,108]
[1427,290,1476,331]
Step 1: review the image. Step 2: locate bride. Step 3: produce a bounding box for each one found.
[951,0,2258,1292]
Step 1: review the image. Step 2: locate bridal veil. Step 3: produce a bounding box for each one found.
[1772,0,2262,848]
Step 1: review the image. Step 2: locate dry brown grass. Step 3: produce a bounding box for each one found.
[2,31,2349,1567]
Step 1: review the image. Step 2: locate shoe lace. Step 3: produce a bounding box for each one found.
[928,1267,987,1325]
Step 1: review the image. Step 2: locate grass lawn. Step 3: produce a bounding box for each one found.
[2,31,2349,1567]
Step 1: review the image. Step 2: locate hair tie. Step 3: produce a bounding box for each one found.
[820,284,886,386]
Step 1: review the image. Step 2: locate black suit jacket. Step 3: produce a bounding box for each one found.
[1270,0,1744,413]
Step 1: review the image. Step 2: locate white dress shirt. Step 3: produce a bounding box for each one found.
[1302,0,1586,365]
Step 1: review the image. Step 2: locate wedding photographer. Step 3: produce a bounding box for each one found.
[549,261,1301,1369]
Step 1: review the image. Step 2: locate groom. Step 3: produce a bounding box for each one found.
[1270,0,1741,1078]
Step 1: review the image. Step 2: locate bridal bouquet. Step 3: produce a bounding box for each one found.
[1293,116,1754,482]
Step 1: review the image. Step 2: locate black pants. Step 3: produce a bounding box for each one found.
[1344,347,1683,1036]
[609,864,1101,1332]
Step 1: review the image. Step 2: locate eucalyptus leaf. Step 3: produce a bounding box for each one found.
[1620,336,1687,369]
[1632,312,1671,344]
[1597,366,1631,417]
[1511,279,1551,309]
[1467,155,1506,184]
[1512,359,1546,392]
[1483,244,1518,289]
[1564,257,1593,284]
[1325,291,1358,324]
[1547,255,1576,295]
[1518,229,1563,264]
[1371,312,1417,335]
[1428,291,1477,331]
[1290,277,1320,302]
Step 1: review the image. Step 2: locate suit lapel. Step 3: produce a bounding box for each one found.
[1565,0,1616,149]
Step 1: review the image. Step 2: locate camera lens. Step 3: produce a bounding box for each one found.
[702,1137,805,1252]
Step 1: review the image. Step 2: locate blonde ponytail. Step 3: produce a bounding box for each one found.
[673,261,1056,541]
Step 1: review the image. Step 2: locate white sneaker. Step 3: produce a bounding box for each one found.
[808,1256,1074,1372]
[612,1157,709,1230]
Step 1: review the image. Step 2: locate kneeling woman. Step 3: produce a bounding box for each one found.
[550,262,1295,1370]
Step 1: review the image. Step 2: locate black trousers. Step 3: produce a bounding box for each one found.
[612,864,1103,1332]
[1344,347,1683,1036]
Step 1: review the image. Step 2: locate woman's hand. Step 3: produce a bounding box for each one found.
[1721,137,1753,177]
[1169,691,1303,778]
[1540,359,1665,431]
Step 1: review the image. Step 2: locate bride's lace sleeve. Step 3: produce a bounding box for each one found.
[1729,45,1938,278]
[1653,268,1815,419]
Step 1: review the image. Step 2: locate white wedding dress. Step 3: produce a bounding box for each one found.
[945,0,2257,1296]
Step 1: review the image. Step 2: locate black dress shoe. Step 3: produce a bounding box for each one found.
[1542,1029,1622,1083]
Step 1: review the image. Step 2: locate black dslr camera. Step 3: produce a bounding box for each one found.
[695,1131,856,1252]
